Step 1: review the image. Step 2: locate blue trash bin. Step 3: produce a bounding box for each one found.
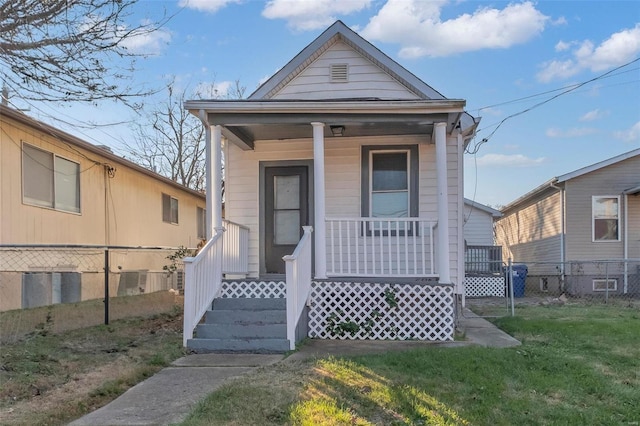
[511,264,528,297]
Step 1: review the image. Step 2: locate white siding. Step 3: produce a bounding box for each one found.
[225,134,461,285]
[273,41,420,100]
[463,205,495,246]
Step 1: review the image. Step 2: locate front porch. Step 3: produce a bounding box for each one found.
[183,219,454,351]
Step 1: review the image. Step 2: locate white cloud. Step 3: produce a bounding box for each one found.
[121,25,172,55]
[537,24,640,82]
[545,127,598,138]
[614,121,640,143]
[178,0,242,14]
[476,153,545,168]
[579,109,608,122]
[262,0,371,31]
[360,0,549,58]
[555,40,572,52]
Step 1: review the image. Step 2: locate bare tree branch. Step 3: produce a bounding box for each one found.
[0,0,169,106]
[126,79,245,192]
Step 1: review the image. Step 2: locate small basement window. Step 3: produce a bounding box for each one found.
[330,64,348,82]
[593,279,617,292]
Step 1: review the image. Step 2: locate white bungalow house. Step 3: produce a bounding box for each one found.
[182,21,479,352]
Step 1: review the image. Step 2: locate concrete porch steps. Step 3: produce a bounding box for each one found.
[187,297,289,353]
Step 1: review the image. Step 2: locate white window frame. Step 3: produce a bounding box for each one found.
[593,278,617,292]
[162,193,179,224]
[592,195,620,242]
[368,149,411,219]
[21,142,81,214]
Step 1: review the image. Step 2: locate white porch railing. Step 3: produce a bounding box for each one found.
[283,226,313,350]
[182,230,224,347]
[222,220,249,275]
[326,218,437,277]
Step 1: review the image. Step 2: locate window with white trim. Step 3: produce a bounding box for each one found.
[162,193,179,224]
[592,196,619,241]
[22,143,80,213]
[361,145,418,219]
[593,279,617,292]
[370,151,409,217]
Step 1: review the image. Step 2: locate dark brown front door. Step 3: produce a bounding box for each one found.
[265,166,309,274]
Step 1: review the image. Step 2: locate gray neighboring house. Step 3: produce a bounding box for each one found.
[495,148,640,296]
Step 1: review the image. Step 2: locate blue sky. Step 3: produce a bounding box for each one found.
[8,0,640,208]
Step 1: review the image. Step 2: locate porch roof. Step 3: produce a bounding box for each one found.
[184,98,471,150]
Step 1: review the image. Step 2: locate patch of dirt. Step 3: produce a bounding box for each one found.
[0,356,137,425]
[0,310,185,425]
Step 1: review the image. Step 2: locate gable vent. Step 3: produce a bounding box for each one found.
[330,64,348,82]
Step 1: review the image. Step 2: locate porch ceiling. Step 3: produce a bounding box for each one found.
[185,99,467,150]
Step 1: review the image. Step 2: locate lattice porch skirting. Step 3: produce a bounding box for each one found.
[221,280,286,298]
[309,282,455,341]
[464,275,505,297]
[218,280,455,341]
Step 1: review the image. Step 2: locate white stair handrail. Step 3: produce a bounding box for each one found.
[182,228,225,347]
[283,226,313,350]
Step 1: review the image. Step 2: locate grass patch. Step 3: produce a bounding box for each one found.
[0,308,186,425]
[179,304,640,425]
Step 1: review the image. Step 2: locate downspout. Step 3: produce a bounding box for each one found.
[456,131,465,305]
[550,181,565,290]
[624,193,628,294]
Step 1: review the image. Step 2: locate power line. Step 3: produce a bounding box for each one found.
[466,57,640,155]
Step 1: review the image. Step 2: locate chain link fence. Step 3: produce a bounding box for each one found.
[464,259,640,317]
[0,245,192,343]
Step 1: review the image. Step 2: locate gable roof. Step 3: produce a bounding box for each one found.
[464,198,502,218]
[250,20,445,101]
[501,148,640,213]
[0,104,205,199]
[556,147,640,183]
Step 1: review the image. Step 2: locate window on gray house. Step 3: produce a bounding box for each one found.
[162,193,179,224]
[592,196,619,241]
[22,143,80,213]
[197,207,206,239]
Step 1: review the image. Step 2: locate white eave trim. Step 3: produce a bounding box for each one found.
[185,99,466,115]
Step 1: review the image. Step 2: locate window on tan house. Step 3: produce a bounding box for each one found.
[22,143,80,213]
[162,193,179,224]
[197,206,206,239]
[592,196,619,241]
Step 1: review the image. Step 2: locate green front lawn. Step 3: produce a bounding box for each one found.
[181,305,640,425]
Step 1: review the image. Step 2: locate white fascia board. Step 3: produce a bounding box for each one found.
[184,99,466,115]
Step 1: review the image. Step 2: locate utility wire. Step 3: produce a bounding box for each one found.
[466,57,640,155]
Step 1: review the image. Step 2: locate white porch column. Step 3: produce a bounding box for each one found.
[211,125,223,233]
[435,122,451,284]
[311,122,327,279]
[201,110,223,240]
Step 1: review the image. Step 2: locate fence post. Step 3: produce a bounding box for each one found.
[508,258,515,317]
[104,248,110,325]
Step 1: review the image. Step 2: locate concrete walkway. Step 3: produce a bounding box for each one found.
[69,309,519,426]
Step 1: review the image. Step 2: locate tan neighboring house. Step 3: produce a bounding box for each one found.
[0,104,207,311]
[495,148,640,296]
